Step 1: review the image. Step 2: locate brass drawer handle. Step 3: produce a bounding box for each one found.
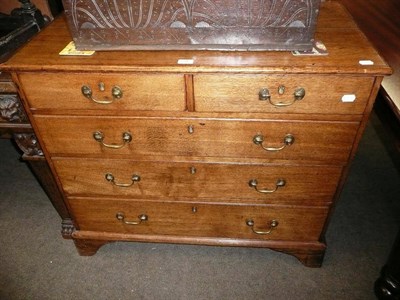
[253,134,294,152]
[258,88,271,101]
[93,131,132,149]
[105,173,140,187]
[81,85,123,104]
[259,87,305,107]
[248,178,286,193]
[246,219,279,235]
[116,212,148,225]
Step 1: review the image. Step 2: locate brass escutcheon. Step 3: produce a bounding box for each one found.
[98,82,105,91]
[278,85,286,95]
[187,125,194,134]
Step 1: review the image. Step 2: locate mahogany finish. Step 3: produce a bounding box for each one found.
[70,198,329,240]
[194,75,375,115]
[53,158,342,205]
[34,116,359,163]
[1,2,391,267]
[18,72,187,111]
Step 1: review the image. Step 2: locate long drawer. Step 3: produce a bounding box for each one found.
[194,74,374,114]
[69,198,329,241]
[53,158,342,205]
[18,72,186,111]
[35,116,359,163]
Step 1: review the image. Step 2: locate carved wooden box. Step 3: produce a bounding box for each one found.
[62,0,322,51]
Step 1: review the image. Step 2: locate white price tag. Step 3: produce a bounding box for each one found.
[359,60,374,66]
[341,94,356,103]
[177,59,194,65]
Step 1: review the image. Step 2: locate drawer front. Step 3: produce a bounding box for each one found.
[36,116,358,163]
[18,72,186,111]
[194,75,374,114]
[53,159,342,205]
[70,198,329,241]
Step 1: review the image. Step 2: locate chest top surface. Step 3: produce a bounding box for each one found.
[0,2,391,76]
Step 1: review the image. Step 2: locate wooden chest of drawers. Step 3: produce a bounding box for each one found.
[1,2,391,267]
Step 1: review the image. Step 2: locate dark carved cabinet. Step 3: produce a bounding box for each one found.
[1,0,72,235]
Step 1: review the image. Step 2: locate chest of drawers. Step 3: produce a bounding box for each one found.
[1,2,391,267]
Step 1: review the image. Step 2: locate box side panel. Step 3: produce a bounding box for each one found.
[62,0,321,51]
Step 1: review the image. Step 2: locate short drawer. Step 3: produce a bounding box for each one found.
[54,158,342,205]
[69,198,329,241]
[18,72,186,111]
[194,74,374,114]
[36,116,359,164]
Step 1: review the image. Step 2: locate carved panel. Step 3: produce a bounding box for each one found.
[63,0,322,51]
[61,219,75,239]
[0,94,28,123]
[13,133,44,157]
[0,80,17,93]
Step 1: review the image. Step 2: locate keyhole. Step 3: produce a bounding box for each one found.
[98,82,105,91]
[188,125,194,134]
[278,85,285,95]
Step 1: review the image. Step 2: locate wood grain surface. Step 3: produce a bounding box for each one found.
[33,115,359,164]
[69,198,329,241]
[53,158,342,205]
[18,72,186,111]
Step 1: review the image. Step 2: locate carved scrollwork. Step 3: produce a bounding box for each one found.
[13,133,44,157]
[70,0,315,30]
[0,94,28,123]
[65,0,319,48]
[61,219,75,239]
